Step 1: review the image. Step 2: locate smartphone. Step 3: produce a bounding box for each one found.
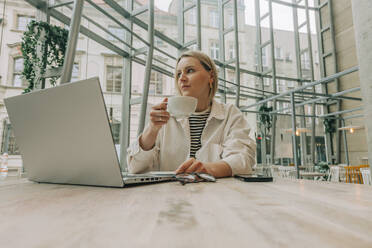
[234,174,273,182]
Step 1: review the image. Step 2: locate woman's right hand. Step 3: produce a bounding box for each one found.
[139,98,170,151]
[149,98,170,132]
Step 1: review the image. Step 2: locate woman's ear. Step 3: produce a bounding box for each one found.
[209,72,214,86]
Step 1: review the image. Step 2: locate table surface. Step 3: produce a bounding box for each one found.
[1,178,372,248]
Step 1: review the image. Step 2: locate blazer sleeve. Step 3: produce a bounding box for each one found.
[221,105,256,175]
[126,130,161,174]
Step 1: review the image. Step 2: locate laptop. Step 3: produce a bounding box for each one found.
[4,77,175,187]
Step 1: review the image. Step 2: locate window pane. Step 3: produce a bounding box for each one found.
[210,10,218,28]
[14,58,24,72]
[17,15,34,31]
[108,26,125,41]
[13,75,22,87]
[71,63,79,82]
[107,80,113,92]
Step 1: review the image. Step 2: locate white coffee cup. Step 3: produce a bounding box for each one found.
[167,96,198,118]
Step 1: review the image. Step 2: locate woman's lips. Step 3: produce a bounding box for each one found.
[181,85,190,90]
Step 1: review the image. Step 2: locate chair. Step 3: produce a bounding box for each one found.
[345,165,369,184]
[360,168,371,185]
[328,166,340,182]
[278,166,296,179]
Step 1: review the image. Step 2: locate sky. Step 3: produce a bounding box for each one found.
[154,0,317,33]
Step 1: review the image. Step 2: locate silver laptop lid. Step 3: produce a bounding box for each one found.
[4,77,124,187]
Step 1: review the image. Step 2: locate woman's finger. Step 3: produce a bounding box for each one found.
[195,165,208,173]
[185,160,203,173]
[152,98,168,110]
[175,158,195,174]
[150,114,170,123]
[150,110,170,118]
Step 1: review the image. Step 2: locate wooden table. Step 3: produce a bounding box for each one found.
[300,172,327,179]
[1,178,372,248]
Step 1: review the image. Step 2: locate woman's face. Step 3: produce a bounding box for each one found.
[176,57,212,103]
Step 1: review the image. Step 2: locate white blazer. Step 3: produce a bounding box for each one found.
[127,100,256,175]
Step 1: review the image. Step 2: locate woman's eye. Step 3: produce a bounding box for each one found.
[187,68,194,73]
[177,72,181,78]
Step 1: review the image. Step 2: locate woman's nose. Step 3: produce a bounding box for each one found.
[179,73,187,81]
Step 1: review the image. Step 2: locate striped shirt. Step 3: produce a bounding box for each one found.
[189,110,211,158]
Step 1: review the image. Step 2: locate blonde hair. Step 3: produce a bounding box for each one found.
[174,50,218,103]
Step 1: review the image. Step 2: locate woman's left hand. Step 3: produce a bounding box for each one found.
[175,158,210,174]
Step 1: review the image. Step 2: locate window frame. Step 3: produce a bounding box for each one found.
[106,65,123,93]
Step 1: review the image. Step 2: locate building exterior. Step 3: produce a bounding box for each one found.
[1,0,354,169]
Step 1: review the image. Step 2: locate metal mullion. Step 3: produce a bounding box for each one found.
[319,107,363,118]
[292,0,307,168]
[152,57,175,70]
[130,57,174,77]
[86,0,177,61]
[223,0,231,6]
[342,114,364,120]
[119,0,133,172]
[242,109,318,119]
[215,60,311,82]
[255,0,267,166]
[292,90,362,101]
[321,26,330,33]
[304,0,317,166]
[132,47,147,56]
[49,0,74,9]
[322,51,332,58]
[233,0,240,108]
[262,69,272,75]
[85,0,150,48]
[182,40,197,49]
[319,1,328,9]
[223,27,234,35]
[138,0,155,135]
[177,0,184,54]
[241,66,358,110]
[64,1,134,51]
[271,87,361,114]
[291,92,300,178]
[260,40,271,48]
[270,0,318,11]
[260,12,270,21]
[218,0,226,103]
[131,5,148,17]
[103,0,183,50]
[45,7,130,58]
[224,58,236,65]
[183,3,196,13]
[75,11,133,50]
[60,0,84,84]
[314,0,332,164]
[341,118,350,165]
[328,0,342,164]
[268,0,277,165]
[196,0,201,50]
[298,21,307,29]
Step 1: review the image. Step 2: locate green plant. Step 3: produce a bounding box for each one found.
[21,21,68,93]
[323,118,336,134]
[258,104,273,135]
[314,161,330,180]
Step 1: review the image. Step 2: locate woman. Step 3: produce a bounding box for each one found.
[127,51,256,178]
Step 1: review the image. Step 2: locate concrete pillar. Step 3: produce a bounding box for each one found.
[351,0,372,173]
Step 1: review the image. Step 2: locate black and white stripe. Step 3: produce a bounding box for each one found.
[189,111,210,158]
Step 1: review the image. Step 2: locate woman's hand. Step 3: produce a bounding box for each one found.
[139,98,170,151]
[175,158,233,178]
[149,98,170,132]
[175,158,210,174]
